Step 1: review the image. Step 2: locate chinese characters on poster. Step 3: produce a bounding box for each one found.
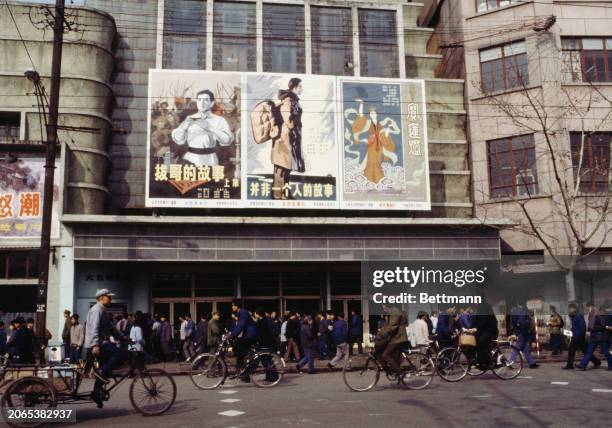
[146,70,429,210]
[0,156,60,238]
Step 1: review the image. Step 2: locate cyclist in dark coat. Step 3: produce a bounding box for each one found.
[472,301,498,370]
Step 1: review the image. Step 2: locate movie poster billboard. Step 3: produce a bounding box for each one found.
[146,70,242,208]
[0,155,60,239]
[339,78,430,210]
[245,73,339,209]
[146,70,430,211]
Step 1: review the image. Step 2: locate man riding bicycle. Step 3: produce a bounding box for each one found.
[84,289,128,407]
[374,305,408,376]
[229,300,258,382]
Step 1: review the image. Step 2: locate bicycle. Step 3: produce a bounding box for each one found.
[437,337,523,382]
[190,335,285,389]
[343,345,435,392]
[0,347,177,428]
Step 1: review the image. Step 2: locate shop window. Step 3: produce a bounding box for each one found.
[0,112,20,140]
[282,271,321,296]
[330,271,361,296]
[163,0,206,69]
[358,9,399,78]
[0,251,39,279]
[562,37,612,83]
[476,0,520,13]
[487,134,538,198]
[195,271,234,297]
[241,271,278,296]
[213,1,256,71]
[151,272,191,298]
[311,6,353,76]
[263,4,305,73]
[570,132,611,194]
[480,40,528,93]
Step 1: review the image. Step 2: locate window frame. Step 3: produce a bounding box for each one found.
[479,40,529,93]
[212,0,257,71]
[475,0,519,13]
[487,134,539,199]
[570,132,611,194]
[561,37,612,83]
[158,0,403,78]
[161,0,208,70]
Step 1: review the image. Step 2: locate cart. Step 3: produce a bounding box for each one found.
[0,351,176,428]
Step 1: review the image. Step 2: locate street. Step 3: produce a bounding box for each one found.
[47,364,611,428]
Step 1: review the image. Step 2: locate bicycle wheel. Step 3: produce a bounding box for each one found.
[250,352,285,388]
[492,344,523,380]
[190,353,227,390]
[436,347,468,382]
[343,354,380,392]
[129,369,177,416]
[400,352,434,390]
[1,377,57,428]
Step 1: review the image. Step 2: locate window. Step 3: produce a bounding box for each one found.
[311,6,353,76]
[480,40,528,92]
[358,9,399,78]
[0,112,20,140]
[263,4,305,73]
[213,1,256,71]
[0,251,39,279]
[488,134,538,198]
[562,38,612,83]
[163,0,206,69]
[570,132,611,193]
[476,0,520,13]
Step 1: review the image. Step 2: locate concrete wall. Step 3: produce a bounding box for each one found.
[0,2,116,214]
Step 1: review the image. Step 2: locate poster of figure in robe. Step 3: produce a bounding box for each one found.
[339,78,430,210]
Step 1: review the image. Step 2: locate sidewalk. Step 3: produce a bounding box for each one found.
[149,351,573,375]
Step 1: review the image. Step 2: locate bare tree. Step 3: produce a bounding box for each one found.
[472,35,612,302]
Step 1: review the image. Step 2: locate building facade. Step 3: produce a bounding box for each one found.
[0,0,509,338]
[421,0,612,312]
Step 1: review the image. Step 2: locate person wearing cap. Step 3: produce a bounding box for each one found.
[6,317,35,364]
[84,289,127,406]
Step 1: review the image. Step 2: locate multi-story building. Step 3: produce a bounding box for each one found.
[421,0,612,308]
[0,0,509,338]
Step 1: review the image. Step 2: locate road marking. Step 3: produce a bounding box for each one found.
[551,381,569,385]
[342,400,362,403]
[220,398,241,403]
[513,406,534,409]
[518,375,533,379]
[470,395,492,398]
[218,410,245,417]
[219,389,239,395]
[592,389,612,393]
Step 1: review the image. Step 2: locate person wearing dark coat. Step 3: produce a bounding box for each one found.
[564,303,600,369]
[317,312,330,359]
[576,302,612,370]
[0,321,7,356]
[471,301,498,370]
[284,313,301,362]
[158,315,174,361]
[296,316,317,374]
[349,310,364,355]
[7,317,35,364]
[230,300,258,376]
[207,312,222,352]
[510,303,539,368]
[436,307,458,348]
[195,315,209,354]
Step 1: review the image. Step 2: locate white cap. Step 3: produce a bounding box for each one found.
[95,289,115,299]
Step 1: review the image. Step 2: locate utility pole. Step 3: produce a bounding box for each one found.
[36,0,65,342]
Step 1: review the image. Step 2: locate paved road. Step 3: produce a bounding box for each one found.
[17,364,612,428]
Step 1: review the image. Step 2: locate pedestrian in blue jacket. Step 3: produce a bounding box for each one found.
[576,302,612,370]
[230,300,257,380]
[510,303,539,368]
[327,313,349,369]
[349,310,364,355]
[564,303,600,369]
